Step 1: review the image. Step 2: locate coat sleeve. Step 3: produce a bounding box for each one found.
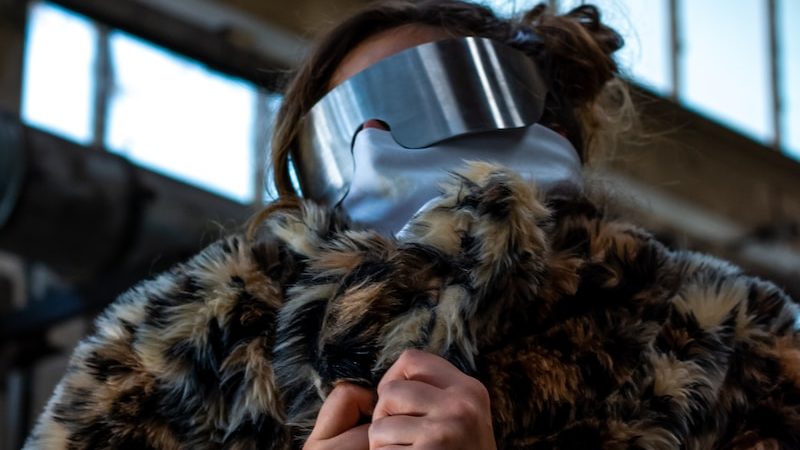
[23,234,295,450]
[639,251,800,449]
[711,270,800,449]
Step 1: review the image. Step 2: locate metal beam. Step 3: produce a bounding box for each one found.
[617,86,800,230]
[0,111,251,285]
[47,0,306,90]
[668,0,680,101]
[91,24,111,151]
[767,0,782,152]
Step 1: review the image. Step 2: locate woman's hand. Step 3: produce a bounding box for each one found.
[303,383,375,450]
[369,349,497,450]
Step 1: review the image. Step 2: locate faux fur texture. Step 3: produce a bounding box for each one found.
[25,162,800,449]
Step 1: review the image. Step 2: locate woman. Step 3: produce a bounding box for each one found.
[25,2,800,449]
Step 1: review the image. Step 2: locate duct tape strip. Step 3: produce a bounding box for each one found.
[0,113,25,229]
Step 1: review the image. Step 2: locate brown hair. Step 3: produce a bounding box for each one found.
[253,1,634,235]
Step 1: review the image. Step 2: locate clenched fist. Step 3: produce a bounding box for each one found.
[304,349,497,450]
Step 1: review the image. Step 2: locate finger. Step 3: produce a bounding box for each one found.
[330,423,371,450]
[379,349,466,391]
[305,423,370,450]
[374,379,444,420]
[369,415,424,448]
[308,383,375,441]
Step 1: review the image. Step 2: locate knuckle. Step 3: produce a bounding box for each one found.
[422,420,458,447]
[332,382,361,399]
[456,376,491,408]
[470,379,492,406]
[378,379,403,397]
[336,383,357,394]
[367,416,386,437]
[456,398,478,417]
[421,423,446,444]
[368,417,392,448]
[460,373,483,391]
[446,397,482,424]
[397,348,421,366]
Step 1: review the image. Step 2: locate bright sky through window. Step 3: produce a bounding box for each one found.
[106,32,258,203]
[558,0,671,95]
[680,0,772,144]
[21,2,260,203]
[21,2,96,145]
[484,0,799,159]
[483,0,671,94]
[781,0,800,159]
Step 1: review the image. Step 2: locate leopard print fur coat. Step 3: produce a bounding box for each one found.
[25,162,800,449]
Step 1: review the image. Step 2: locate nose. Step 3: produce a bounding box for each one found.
[362,119,389,131]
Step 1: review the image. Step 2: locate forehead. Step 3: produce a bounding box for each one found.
[329,24,457,89]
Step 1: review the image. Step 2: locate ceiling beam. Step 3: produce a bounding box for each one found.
[48,0,308,90]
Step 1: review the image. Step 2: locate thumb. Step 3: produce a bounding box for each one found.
[308,383,375,441]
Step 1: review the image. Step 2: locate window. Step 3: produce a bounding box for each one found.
[680,0,772,144]
[559,0,671,95]
[20,1,276,203]
[780,0,800,159]
[21,2,96,145]
[476,0,538,17]
[106,32,259,203]
[484,0,799,160]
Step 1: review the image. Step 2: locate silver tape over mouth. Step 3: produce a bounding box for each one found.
[294,36,548,205]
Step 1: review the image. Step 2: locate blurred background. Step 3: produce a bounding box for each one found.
[0,0,798,447]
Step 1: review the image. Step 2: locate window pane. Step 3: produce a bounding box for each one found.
[680,0,772,144]
[21,2,96,145]
[480,0,539,17]
[486,0,671,94]
[559,0,671,94]
[106,32,258,203]
[781,0,800,160]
